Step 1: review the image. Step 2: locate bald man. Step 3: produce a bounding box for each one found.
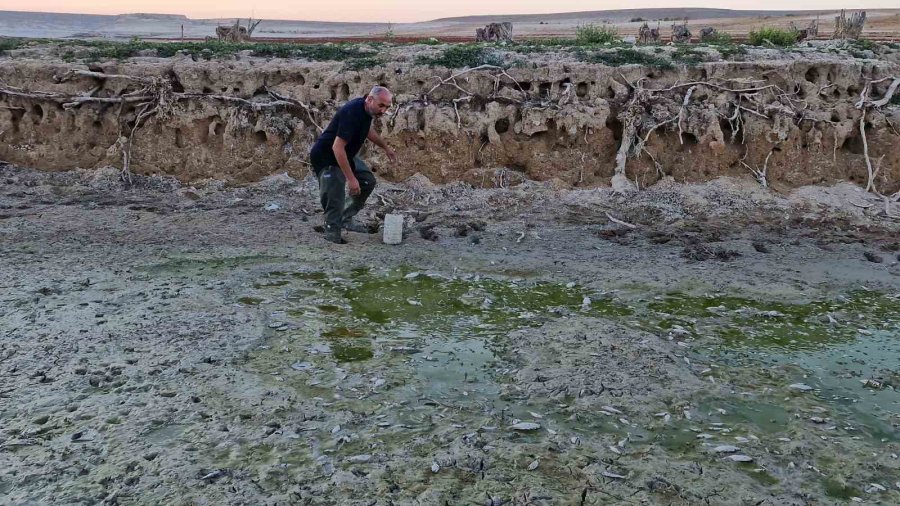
[309,86,398,244]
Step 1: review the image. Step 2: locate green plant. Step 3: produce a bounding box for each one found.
[716,44,748,59]
[672,46,707,65]
[416,44,503,68]
[702,32,733,45]
[575,23,620,45]
[848,38,876,51]
[0,37,26,54]
[747,27,798,47]
[344,57,382,71]
[582,48,672,69]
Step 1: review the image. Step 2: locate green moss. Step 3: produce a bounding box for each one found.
[822,477,861,499]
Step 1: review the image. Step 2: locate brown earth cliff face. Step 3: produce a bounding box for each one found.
[1,53,898,192]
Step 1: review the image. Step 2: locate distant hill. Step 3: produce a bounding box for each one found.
[430,8,836,23]
[112,13,189,21]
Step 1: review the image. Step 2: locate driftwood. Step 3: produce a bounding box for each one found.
[833,10,866,40]
[671,20,691,43]
[637,22,661,45]
[216,18,262,42]
[791,18,819,41]
[475,22,513,42]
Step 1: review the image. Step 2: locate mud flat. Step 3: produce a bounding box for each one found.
[1,160,899,504]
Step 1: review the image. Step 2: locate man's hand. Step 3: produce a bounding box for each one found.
[385,147,398,164]
[347,175,361,196]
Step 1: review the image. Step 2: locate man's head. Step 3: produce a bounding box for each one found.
[364,86,393,117]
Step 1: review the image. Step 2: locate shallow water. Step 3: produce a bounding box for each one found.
[237,267,899,498]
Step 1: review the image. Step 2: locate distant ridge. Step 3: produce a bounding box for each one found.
[429,8,840,23]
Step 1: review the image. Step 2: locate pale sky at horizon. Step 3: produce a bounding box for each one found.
[0,1,896,23]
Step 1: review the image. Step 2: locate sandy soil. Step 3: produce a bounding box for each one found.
[1,161,899,505]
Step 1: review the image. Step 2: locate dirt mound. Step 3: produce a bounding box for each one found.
[0,46,898,196]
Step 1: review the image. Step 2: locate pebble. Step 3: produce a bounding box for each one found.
[724,455,753,462]
[347,454,371,463]
[431,461,440,473]
[789,383,814,391]
[712,445,740,453]
[527,460,539,471]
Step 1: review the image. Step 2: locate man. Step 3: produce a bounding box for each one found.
[309,85,398,244]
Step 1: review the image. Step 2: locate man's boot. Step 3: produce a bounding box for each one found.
[324,226,347,244]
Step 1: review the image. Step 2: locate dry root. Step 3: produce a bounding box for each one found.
[1,72,321,184]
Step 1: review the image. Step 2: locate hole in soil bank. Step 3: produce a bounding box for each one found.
[606,116,623,142]
[494,118,510,134]
[254,130,268,145]
[31,104,44,122]
[576,82,589,97]
[805,67,819,83]
[539,82,552,99]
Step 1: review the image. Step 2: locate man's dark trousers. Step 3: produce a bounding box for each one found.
[316,156,376,233]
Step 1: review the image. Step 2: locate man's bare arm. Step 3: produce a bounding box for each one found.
[367,126,398,163]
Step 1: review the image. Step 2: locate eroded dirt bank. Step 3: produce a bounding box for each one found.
[1,162,899,505]
[1,43,899,193]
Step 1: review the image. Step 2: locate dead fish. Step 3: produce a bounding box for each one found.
[200,469,228,482]
[347,454,371,463]
[407,299,422,306]
[390,346,421,354]
[431,461,440,473]
[510,422,541,431]
[810,417,826,424]
[712,445,740,453]
[602,471,626,479]
[789,383,814,391]
[527,460,539,471]
[861,379,884,389]
[609,446,621,455]
[724,455,753,462]
[601,405,623,415]
[331,425,341,434]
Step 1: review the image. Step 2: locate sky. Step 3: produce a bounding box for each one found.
[0,1,896,23]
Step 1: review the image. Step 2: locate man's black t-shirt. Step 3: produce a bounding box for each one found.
[310,97,372,171]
